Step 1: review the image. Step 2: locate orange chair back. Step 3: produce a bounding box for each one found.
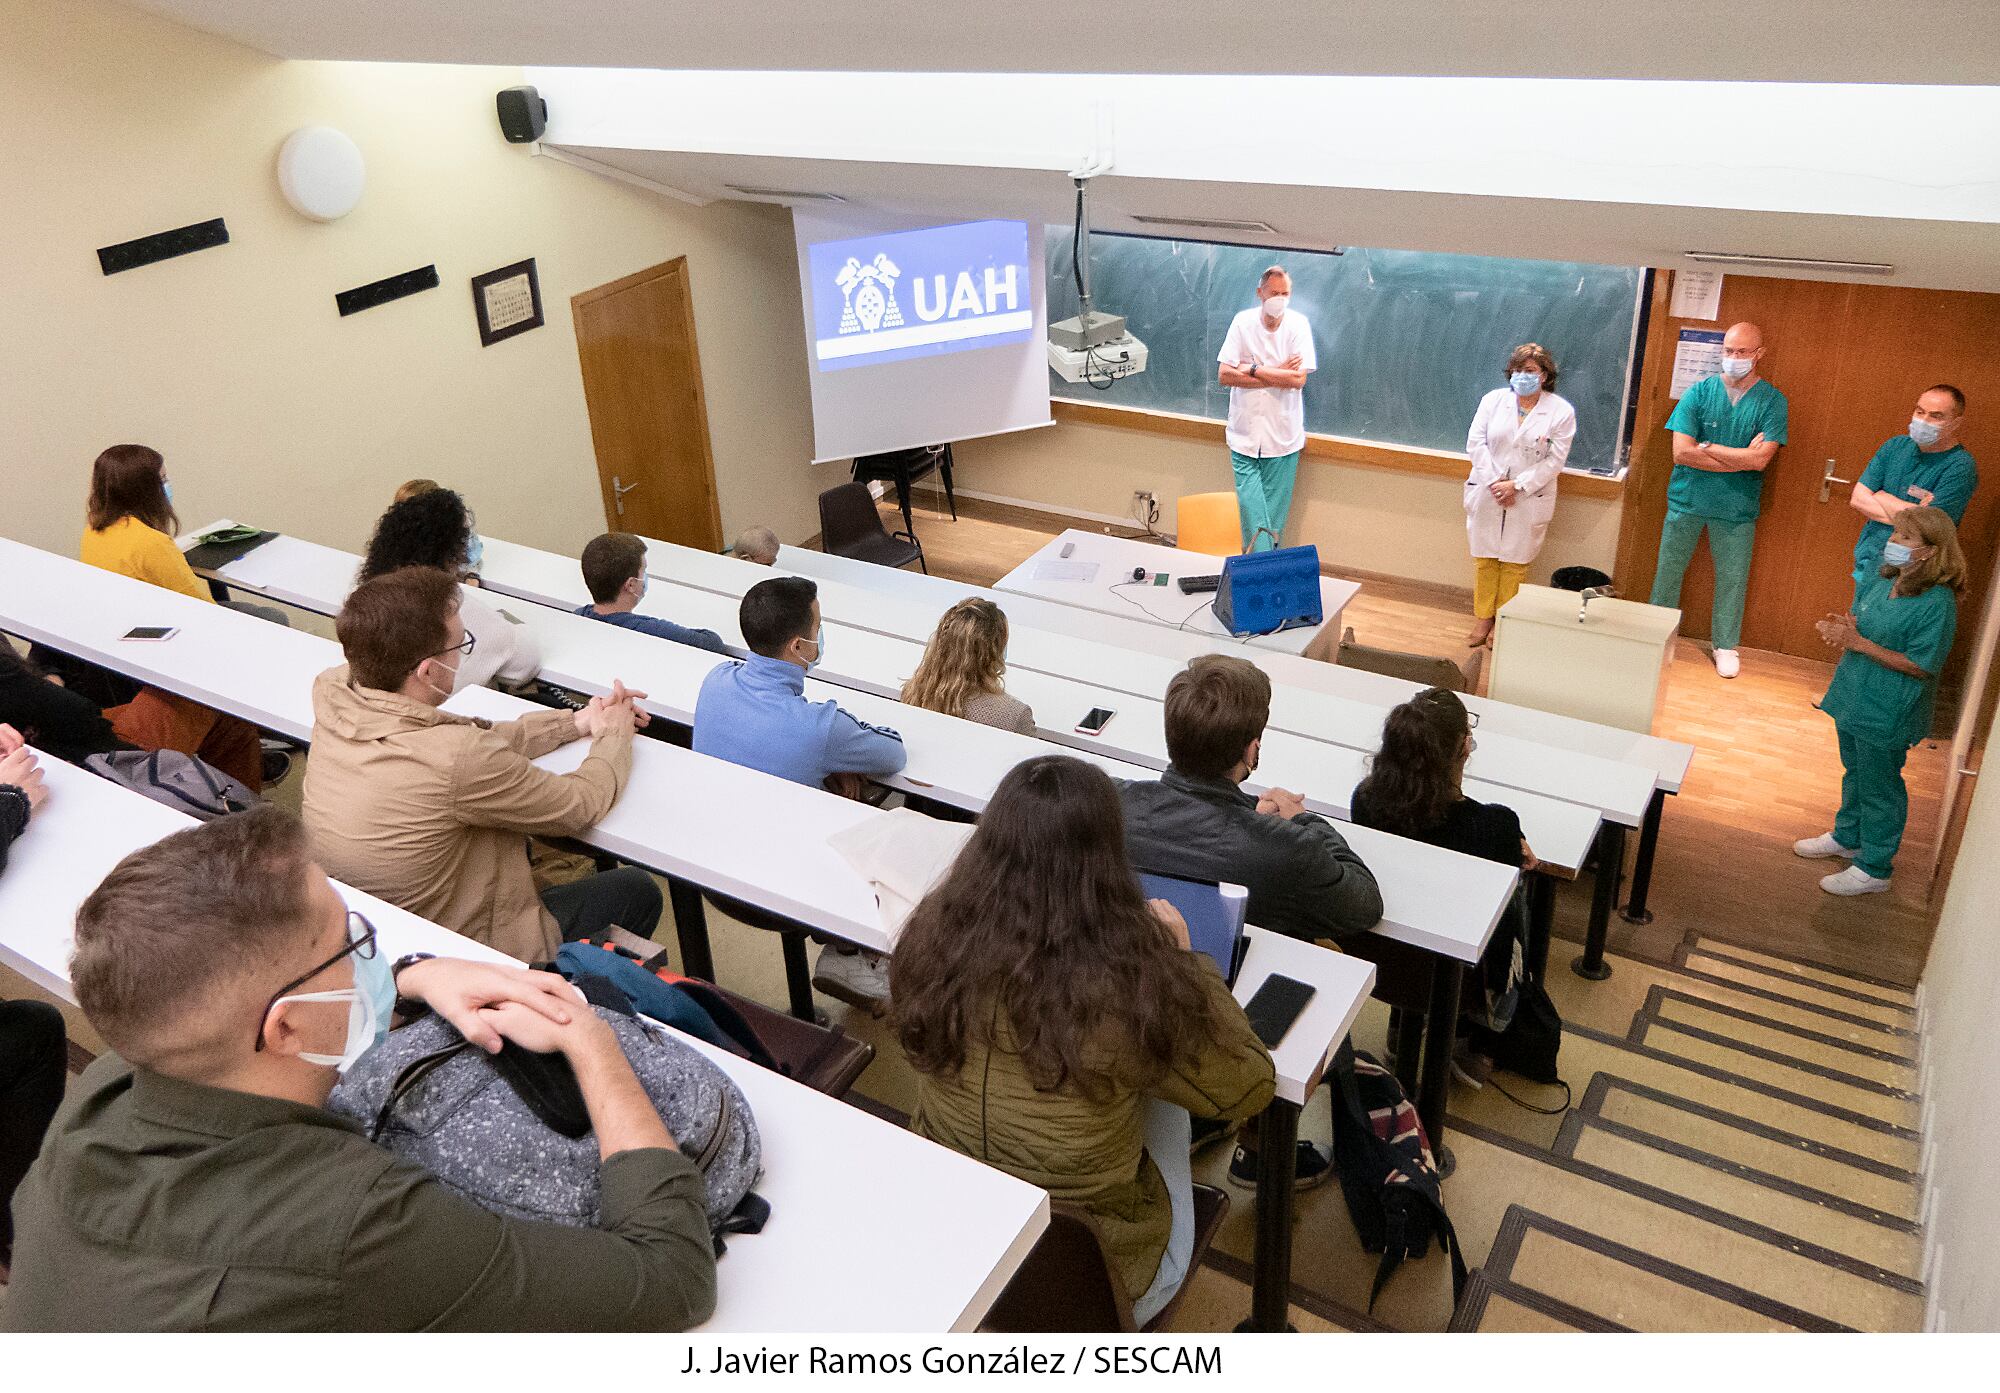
[1175,492,1241,555]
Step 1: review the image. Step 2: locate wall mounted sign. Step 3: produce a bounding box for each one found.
[471,258,544,346]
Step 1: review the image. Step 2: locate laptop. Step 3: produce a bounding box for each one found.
[1138,871,1250,985]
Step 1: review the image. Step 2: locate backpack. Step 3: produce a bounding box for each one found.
[1329,1046,1468,1310]
[1470,976,1570,1108]
[555,940,788,1071]
[84,748,257,821]
[327,991,764,1241]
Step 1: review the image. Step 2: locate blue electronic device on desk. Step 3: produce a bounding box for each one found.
[1215,544,1324,636]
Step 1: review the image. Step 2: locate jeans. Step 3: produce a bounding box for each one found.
[0,999,68,1265]
[1129,1100,1195,1327]
[1649,510,1757,650]
[1833,728,1911,880]
[1230,450,1302,552]
[539,867,664,943]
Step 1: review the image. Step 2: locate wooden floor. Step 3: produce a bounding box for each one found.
[884,489,1946,987]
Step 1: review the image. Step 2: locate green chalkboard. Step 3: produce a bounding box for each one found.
[1047,234,1645,474]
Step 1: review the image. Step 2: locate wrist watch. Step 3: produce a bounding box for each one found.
[1249,361,1260,380]
[391,952,437,1020]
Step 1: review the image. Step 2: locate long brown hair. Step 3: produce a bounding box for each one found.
[1353,687,1471,836]
[1883,505,1968,597]
[87,444,176,535]
[901,598,1009,717]
[891,756,1225,1100]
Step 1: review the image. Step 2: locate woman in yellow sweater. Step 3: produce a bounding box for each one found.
[78,445,265,789]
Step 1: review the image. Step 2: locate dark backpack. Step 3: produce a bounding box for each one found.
[1472,976,1568,1095]
[555,940,786,1071]
[1329,1046,1468,1309]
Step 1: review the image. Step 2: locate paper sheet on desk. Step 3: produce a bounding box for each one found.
[1032,560,1100,583]
[828,810,975,939]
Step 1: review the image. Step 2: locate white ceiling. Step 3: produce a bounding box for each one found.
[120,0,2000,84]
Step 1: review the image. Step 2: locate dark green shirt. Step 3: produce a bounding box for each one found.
[1,1056,717,1331]
[1664,375,1790,523]
[1852,436,1977,574]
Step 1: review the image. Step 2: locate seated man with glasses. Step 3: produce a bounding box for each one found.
[305,566,662,964]
[2,807,717,1331]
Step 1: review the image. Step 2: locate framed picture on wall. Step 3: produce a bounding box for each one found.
[471,258,543,346]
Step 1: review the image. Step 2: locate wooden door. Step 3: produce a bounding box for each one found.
[571,258,724,550]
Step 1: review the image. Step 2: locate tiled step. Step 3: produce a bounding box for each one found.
[1450,1270,1624,1332]
[1684,937,1917,1009]
[1646,991,1917,1088]
[1556,1113,1923,1282]
[1680,951,1916,1029]
[1485,1207,1844,1332]
[1583,1077,1919,1223]
[1630,1016,1919,1131]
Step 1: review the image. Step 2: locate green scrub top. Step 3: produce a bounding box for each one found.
[1818,572,1958,748]
[1852,436,1977,573]
[1664,376,1790,523]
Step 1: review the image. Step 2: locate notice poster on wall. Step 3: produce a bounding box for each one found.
[1669,268,1725,321]
[1669,328,1726,398]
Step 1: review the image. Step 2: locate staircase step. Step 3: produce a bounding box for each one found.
[1585,1077,1919,1222]
[1680,952,1916,1029]
[1548,950,1914,1050]
[1487,1207,1845,1332]
[1451,1270,1624,1332]
[1631,1017,1918,1131]
[1557,1113,1923,1281]
[1686,938,1917,1008]
[1647,992,1917,1087]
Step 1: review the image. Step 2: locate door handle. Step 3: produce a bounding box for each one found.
[1818,458,1853,504]
[611,475,639,517]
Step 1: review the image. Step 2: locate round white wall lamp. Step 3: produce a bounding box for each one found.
[276,126,366,221]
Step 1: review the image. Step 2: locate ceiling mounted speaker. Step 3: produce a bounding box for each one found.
[276,126,366,222]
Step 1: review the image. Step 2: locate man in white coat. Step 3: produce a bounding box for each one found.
[1217,267,1316,552]
[1464,343,1576,645]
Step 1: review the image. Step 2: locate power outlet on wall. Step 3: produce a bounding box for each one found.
[1132,490,1160,529]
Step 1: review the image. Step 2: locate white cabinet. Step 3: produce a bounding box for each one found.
[1490,585,1680,734]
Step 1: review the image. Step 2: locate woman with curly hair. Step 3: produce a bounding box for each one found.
[899,598,1036,735]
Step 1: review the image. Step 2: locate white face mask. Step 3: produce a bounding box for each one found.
[422,654,465,700]
[280,949,394,1072]
[1721,354,1755,380]
[1262,294,1290,319]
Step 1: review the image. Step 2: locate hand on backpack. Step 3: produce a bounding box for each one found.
[398,959,582,1054]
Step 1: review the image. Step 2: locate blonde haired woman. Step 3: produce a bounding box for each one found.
[1800,506,1964,896]
[1464,342,1576,646]
[902,599,1036,735]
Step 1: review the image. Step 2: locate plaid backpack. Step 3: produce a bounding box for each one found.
[1329,1046,1468,1309]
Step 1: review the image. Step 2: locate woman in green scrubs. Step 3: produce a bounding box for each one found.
[1797,506,1966,896]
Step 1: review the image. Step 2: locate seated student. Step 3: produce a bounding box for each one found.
[576,533,728,654]
[729,526,780,566]
[895,755,1275,1323]
[0,727,67,1285]
[1351,686,1534,1086]
[359,489,542,692]
[694,576,905,1006]
[1,807,717,1330]
[74,444,274,789]
[0,644,125,764]
[304,567,661,964]
[900,598,1037,736]
[394,477,441,505]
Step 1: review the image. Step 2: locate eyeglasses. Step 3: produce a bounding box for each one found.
[253,911,376,1052]
[1466,711,1480,729]
[431,631,477,661]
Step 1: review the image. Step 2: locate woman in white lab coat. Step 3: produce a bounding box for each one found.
[1464,343,1576,646]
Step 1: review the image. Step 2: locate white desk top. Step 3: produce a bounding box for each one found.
[1501,583,1684,643]
[0,754,1048,1333]
[998,529,1360,656]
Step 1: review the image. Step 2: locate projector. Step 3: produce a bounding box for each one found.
[1047,310,1148,385]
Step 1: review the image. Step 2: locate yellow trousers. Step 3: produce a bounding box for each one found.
[1472,558,1530,619]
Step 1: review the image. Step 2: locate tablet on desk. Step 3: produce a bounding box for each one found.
[1138,870,1249,984]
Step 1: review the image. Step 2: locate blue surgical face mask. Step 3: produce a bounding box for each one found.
[1721,355,1754,381]
[1510,371,1542,397]
[162,479,174,505]
[285,948,394,1072]
[806,624,826,667]
[1882,540,1916,569]
[465,532,485,574]
[1909,418,1943,448]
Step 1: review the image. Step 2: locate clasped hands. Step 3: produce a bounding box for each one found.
[574,679,651,738]
[1815,612,1860,651]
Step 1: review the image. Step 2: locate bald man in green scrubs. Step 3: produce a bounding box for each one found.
[1648,322,1788,680]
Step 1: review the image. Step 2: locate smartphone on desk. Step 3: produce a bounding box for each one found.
[1243,973,1315,1048]
[122,626,179,642]
[1075,707,1115,736]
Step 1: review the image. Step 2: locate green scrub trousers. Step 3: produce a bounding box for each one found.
[1833,729,1910,880]
[1649,509,1757,651]
[1231,449,1301,553]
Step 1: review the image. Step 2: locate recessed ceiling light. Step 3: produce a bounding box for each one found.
[1684,251,1893,275]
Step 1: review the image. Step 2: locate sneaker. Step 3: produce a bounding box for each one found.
[1713,648,1741,679]
[1794,832,1859,860]
[1450,1050,1494,1090]
[811,945,891,1015]
[1821,865,1892,897]
[1227,1140,1333,1192]
[1189,1117,1240,1156]
[260,749,294,786]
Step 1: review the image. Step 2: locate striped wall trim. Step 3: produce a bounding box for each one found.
[1484,1205,1850,1333]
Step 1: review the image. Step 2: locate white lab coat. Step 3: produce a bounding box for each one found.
[1464,388,1576,564]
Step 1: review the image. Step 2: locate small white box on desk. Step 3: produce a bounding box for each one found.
[1490,584,1680,735]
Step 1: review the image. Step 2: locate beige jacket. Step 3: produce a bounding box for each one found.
[303,667,632,963]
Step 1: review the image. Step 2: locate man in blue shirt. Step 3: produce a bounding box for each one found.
[694,576,906,1010]
[575,533,729,655]
[1849,385,1975,589]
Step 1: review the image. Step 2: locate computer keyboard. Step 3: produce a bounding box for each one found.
[1176,574,1222,594]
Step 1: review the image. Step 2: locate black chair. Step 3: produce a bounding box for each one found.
[981,1185,1231,1332]
[818,482,927,573]
[852,443,956,536]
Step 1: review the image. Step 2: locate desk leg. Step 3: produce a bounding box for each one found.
[665,877,715,982]
[1621,789,1667,925]
[1391,1009,1424,1095]
[1415,959,1463,1178]
[1573,823,1626,981]
[780,932,816,1021]
[1238,1099,1301,1333]
[940,443,958,520]
[1527,872,1557,984]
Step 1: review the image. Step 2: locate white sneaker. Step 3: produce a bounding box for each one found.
[1820,865,1892,897]
[1794,832,1859,860]
[1713,648,1741,679]
[812,945,892,1015]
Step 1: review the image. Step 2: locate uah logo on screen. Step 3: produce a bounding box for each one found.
[810,220,1033,371]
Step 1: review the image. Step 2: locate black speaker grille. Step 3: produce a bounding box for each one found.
[97,218,230,275]
[335,265,441,317]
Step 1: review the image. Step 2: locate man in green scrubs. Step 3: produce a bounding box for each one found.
[1848,385,1975,588]
[1648,322,1788,679]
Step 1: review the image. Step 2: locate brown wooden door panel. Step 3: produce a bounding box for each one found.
[571,258,724,551]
